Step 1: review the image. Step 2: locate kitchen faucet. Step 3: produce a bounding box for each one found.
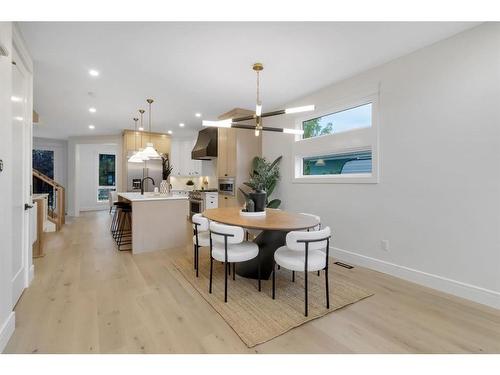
[141,177,155,195]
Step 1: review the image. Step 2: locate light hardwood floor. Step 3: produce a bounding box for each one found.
[4,211,500,353]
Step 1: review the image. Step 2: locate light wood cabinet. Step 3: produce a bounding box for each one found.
[123,130,171,156]
[217,128,237,178]
[218,194,239,208]
[216,108,262,206]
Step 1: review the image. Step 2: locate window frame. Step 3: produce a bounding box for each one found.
[291,93,379,184]
[96,153,117,202]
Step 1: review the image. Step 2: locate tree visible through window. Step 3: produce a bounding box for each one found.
[302,103,372,139]
[98,154,116,201]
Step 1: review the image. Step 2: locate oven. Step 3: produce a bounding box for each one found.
[218,177,235,196]
[189,193,204,218]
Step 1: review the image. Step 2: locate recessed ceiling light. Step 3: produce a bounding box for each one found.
[11,96,22,102]
[14,116,23,121]
[195,113,201,118]
[167,130,173,135]
[88,125,95,129]
[89,107,96,113]
[179,123,185,127]
[89,69,99,77]
[138,127,144,131]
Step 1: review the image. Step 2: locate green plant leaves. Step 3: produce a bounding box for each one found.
[267,199,281,209]
[243,155,282,208]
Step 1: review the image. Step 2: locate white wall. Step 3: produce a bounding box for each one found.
[0,22,15,352]
[68,135,122,216]
[77,143,118,211]
[262,23,500,308]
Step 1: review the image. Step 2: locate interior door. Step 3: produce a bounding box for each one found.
[11,47,32,306]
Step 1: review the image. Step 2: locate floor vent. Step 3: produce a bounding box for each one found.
[334,261,354,269]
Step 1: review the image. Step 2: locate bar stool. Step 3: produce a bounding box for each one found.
[115,204,132,251]
[111,201,129,239]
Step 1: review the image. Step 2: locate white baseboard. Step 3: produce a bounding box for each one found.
[331,247,500,310]
[29,264,34,285]
[0,312,15,353]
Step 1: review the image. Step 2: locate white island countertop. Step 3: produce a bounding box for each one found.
[118,192,189,202]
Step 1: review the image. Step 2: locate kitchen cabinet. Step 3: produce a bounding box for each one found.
[217,128,236,178]
[170,137,202,177]
[123,130,171,155]
[218,194,239,208]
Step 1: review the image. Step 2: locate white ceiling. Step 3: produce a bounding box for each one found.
[19,22,479,139]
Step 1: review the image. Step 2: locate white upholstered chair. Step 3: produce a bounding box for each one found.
[273,226,331,316]
[192,214,210,277]
[300,212,322,276]
[209,221,260,302]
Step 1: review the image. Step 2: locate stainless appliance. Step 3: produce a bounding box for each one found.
[127,154,162,192]
[189,190,218,218]
[218,177,235,196]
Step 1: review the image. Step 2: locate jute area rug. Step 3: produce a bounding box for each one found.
[173,250,373,348]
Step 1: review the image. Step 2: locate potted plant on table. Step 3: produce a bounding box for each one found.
[240,156,282,212]
[186,179,195,191]
[160,153,173,194]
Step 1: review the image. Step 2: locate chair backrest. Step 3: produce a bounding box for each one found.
[192,213,209,232]
[286,226,331,252]
[109,191,118,206]
[210,221,244,245]
[300,212,321,231]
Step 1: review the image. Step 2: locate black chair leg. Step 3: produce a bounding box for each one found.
[305,271,308,317]
[292,270,295,282]
[193,244,197,270]
[195,246,199,278]
[228,262,231,276]
[325,267,330,309]
[317,270,320,276]
[272,260,276,299]
[224,261,228,303]
[258,251,261,292]
[232,263,235,281]
[209,255,213,293]
[277,265,280,270]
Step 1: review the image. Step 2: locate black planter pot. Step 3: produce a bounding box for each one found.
[249,190,267,212]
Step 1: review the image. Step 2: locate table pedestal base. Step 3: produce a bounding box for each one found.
[235,230,286,280]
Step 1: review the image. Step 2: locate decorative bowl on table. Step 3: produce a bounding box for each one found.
[239,209,266,217]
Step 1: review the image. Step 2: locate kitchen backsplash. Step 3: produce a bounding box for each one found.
[170,176,217,191]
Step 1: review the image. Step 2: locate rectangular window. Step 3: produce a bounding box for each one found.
[302,103,372,139]
[97,154,116,201]
[303,150,372,176]
[292,94,378,184]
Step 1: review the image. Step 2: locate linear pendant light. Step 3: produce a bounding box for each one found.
[141,98,161,159]
[128,117,145,163]
[135,109,149,162]
[202,63,313,136]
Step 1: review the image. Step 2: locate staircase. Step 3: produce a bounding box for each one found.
[32,169,66,231]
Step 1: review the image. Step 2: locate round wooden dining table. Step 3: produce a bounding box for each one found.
[202,207,320,280]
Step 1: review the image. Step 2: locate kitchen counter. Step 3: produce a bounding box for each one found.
[117,192,189,254]
[118,192,188,202]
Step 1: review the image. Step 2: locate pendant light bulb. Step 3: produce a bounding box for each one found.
[142,99,161,159]
[255,129,260,137]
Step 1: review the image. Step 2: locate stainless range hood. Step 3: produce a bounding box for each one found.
[191,127,218,160]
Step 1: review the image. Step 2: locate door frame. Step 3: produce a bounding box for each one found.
[11,26,34,307]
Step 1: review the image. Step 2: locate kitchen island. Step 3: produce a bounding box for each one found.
[118,192,189,254]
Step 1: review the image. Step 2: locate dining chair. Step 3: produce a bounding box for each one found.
[192,213,210,278]
[272,226,331,317]
[209,221,260,303]
[300,212,322,276]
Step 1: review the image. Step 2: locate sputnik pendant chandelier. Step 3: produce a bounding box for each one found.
[202,63,315,136]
